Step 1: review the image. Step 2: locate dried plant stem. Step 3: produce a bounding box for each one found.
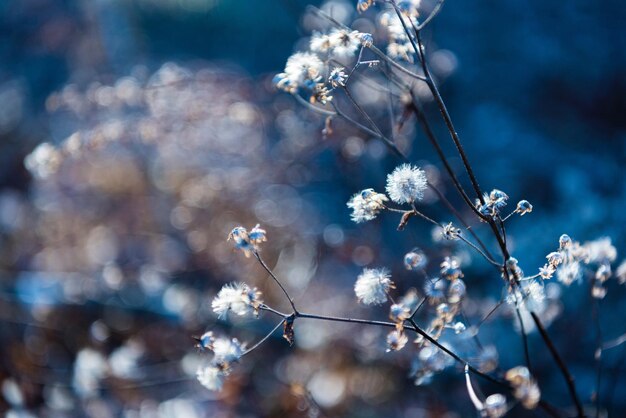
[241,319,286,357]
[531,311,585,417]
[254,251,298,314]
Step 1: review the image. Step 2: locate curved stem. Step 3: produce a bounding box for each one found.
[254,251,299,314]
[241,319,286,357]
[416,0,446,31]
[293,93,337,116]
[531,311,585,417]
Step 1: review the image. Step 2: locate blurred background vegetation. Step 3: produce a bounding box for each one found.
[0,0,625,416]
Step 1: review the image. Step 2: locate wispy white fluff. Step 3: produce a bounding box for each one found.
[347,188,388,223]
[212,282,262,318]
[354,268,394,305]
[385,164,428,204]
[196,364,224,391]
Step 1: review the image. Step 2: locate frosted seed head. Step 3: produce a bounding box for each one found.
[386,330,408,352]
[212,282,263,318]
[385,164,428,204]
[484,394,507,418]
[354,268,394,305]
[559,234,571,249]
[196,364,224,391]
[347,188,388,223]
[404,248,427,270]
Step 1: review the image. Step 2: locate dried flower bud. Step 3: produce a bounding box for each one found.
[347,188,388,223]
[559,234,572,249]
[484,393,508,418]
[228,225,267,257]
[328,67,348,88]
[442,223,461,240]
[386,330,408,352]
[505,366,540,409]
[515,199,533,216]
[354,268,394,305]
[404,248,428,270]
[546,251,563,267]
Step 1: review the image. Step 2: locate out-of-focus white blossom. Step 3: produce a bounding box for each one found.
[389,289,419,323]
[424,278,446,302]
[310,32,332,54]
[196,364,224,391]
[24,142,62,179]
[452,322,466,334]
[484,393,508,418]
[385,164,428,204]
[379,11,419,62]
[354,268,394,305]
[440,256,463,280]
[386,330,408,352]
[404,248,427,270]
[397,0,422,17]
[411,344,453,386]
[328,29,362,59]
[557,261,581,285]
[284,52,323,86]
[196,335,245,392]
[585,237,617,264]
[447,278,466,304]
[212,337,245,365]
[505,366,540,409]
[73,348,108,398]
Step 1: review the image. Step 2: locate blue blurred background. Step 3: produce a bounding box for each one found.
[1,0,625,416]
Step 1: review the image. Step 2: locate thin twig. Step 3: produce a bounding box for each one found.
[254,251,299,314]
[531,311,585,417]
[241,319,286,357]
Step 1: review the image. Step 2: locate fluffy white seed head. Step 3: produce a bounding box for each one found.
[347,188,388,223]
[212,337,244,365]
[386,330,408,352]
[505,366,540,409]
[354,268,394,305]
[196,364,224,391]
[385,164,428,204]
[404,248,427,270]
[328,29,362,59]
[212,282,262,318]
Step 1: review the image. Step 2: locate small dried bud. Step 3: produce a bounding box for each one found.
[442,223,461,240]
[328,67,348,88]
[386,330,408,352]
[516,200,533,216]
[404,249,427,270]
[359,32,374,47]
[505,366,540,409]
[546,251,563,267]
[559,234,572,249]
[592,284,607,299]
[484,394,508,418]
[452,322,466,334]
